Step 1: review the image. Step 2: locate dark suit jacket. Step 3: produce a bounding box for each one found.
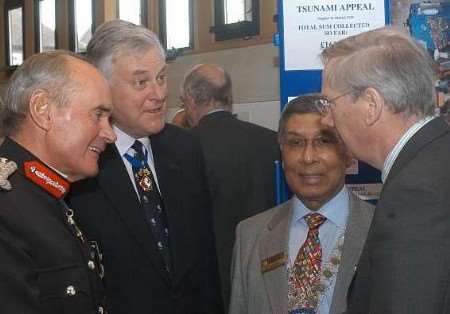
[347,117,450,313]
[69,124,223,314]
[0,138,106,314]
[189,111,280,306]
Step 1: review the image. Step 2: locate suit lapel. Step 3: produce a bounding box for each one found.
[97,144,170,283]
[259,199,293,314]
[330,193,374,313]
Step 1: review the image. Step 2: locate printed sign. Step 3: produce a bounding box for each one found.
[283,0,386,70]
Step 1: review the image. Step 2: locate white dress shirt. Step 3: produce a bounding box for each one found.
[113,125,161,198]
[382,115,435,182]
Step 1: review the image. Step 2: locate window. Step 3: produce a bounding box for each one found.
[160,0,193,50]
[212,0,259,41]
[35,0,56,52]
[117,0,147,26]
[5,0,24,66]
[69,0,93,53]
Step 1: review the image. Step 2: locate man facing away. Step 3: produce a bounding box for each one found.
[0,51,116,313]
[180,63,280,306]
[320,26,450,313]
[69,20,224,314]
[229,94,374,314]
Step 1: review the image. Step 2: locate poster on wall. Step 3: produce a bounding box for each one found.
[406,2,450,114]
[283,0,386,71]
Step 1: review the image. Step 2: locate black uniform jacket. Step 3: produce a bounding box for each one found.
[0,137,106,314]
[69,124,224,314]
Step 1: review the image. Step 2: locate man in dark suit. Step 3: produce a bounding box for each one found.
[180,64,280,306]
[0,51,116,313]
[320,26,450,313]
[69,21,223,314]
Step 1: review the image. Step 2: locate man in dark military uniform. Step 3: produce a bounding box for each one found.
[0,51,116,313]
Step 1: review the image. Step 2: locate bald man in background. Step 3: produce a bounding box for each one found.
[180,64,280,306]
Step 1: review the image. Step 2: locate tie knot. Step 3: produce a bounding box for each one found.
[305,213,326,230]
[131,140,145,161]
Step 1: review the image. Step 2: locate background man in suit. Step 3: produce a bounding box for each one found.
[0,51,115,313]
[229,94,374,314]
[180,63,280,306]
[320,27,450,313]
[69,20,223,314]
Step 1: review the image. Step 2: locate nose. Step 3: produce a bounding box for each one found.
[100,119,117,143]
[146,81,167,101]
[321,111,335,128]
[301,142,318,164]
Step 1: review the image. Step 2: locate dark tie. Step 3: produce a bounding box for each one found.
[288,213,327,313]
[124,140,171,269]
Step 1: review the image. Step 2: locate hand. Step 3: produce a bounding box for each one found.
[0,158,17,190]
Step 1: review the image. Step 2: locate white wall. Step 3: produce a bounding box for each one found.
[165,43,281,129]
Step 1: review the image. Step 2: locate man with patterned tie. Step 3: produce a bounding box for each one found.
[229,94,374,314]
[68,20,223,314]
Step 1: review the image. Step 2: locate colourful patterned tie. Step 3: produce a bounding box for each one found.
[288,213,326,313]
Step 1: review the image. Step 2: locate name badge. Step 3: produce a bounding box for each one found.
[261,252,287,273]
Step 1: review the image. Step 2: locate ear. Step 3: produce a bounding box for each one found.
[28,89,53,131]
[344,153,355,169]
[363,87,384,126]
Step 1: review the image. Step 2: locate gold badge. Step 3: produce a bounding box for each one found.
[135,168,153,192]
[261,252,287,273]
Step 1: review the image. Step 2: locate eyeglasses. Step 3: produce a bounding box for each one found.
[314,91,353,116]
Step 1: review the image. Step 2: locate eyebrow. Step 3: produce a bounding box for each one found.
[132,65,167,76]
[284,128,338,138]
[97,104,113,114]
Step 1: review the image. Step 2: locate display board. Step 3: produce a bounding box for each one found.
[275,0,391,203]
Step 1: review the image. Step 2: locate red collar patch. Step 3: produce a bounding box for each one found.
[24,161,70,199]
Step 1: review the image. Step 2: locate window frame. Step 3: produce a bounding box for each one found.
[116,0,148,26]
[159,0,194,52]
[4,0,25,67]
[34,0,57,53]
[212,0,259,41]
[68,0,95,53]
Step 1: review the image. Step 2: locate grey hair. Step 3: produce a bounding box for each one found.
[321,26,436,118]
[278,93,324,139]
[87,19,166,81]
[1,50,87,136]
[182,65,233,109]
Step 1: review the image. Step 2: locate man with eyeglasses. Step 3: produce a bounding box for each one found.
[320,26,450,313]
[229,94,374,314]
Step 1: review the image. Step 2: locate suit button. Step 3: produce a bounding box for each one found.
[172,291,181,299]
[66,285,76,296]
[88,260,96,270]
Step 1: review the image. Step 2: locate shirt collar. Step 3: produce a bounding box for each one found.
[206,108,228,116]
[291,186,349,229]
[113,125,151,157]
[381,115,436,182]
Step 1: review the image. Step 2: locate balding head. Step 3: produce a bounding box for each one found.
[180,64,233,126]
[182,64,232,109]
